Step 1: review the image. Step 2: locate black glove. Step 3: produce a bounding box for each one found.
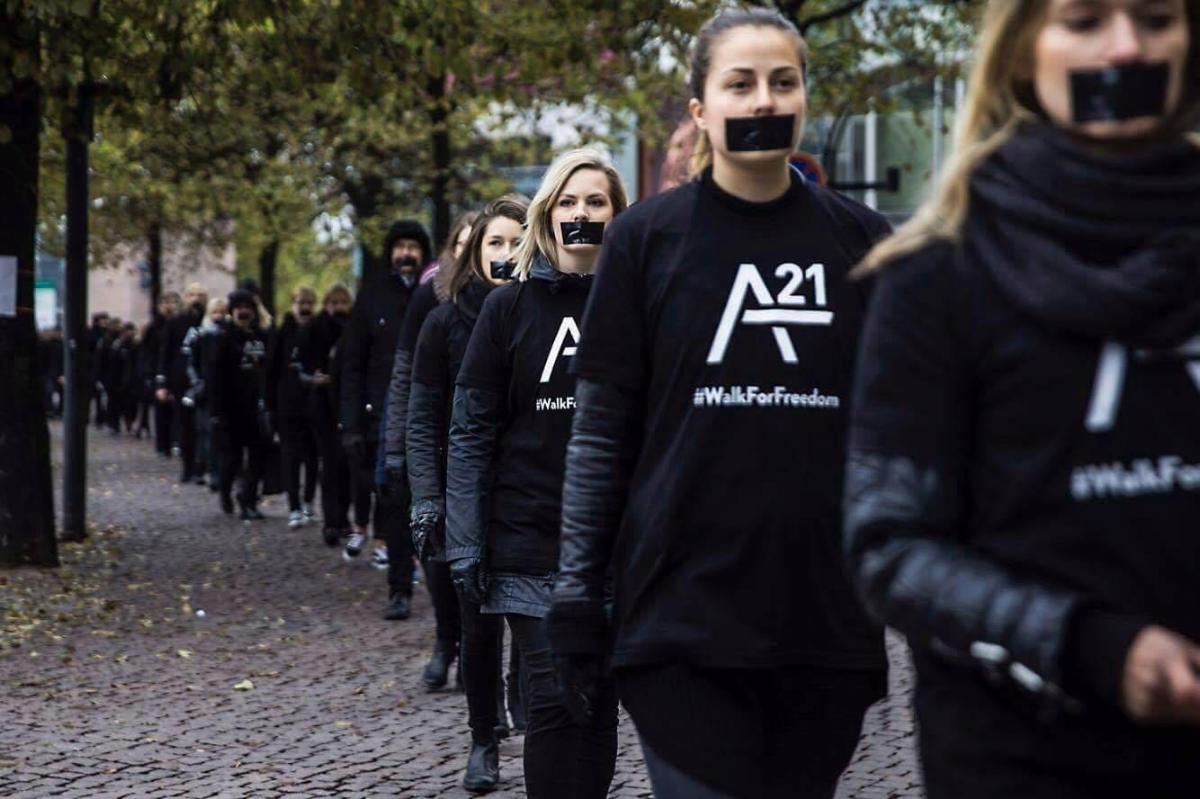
[556,653,605,725]
[341,430,366,465]
[450,557,488,606]
[410,497,443,561]
[383,466,407,499]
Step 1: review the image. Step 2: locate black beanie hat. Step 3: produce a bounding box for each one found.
[382,219,432,266]
[227,289,258,314]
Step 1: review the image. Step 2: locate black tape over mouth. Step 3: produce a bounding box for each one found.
[1070,63,1170,123]
[560,222,606,246]
[489,260,516,280]
[725,114,796,152]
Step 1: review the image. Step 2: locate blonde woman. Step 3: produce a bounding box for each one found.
[845,1,1200,797]
[445,148,627,796]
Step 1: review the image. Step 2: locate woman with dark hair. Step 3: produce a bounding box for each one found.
[845,1,1200,798]
[543,9,892,798]
[446,148,628,797]
[406,196,526,789]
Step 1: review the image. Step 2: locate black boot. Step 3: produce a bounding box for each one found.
[462,741,499,793]
[495,686,511,740]
[422,639,457,690]
[321,525,342,547]
[220,492,234,515]
[382,593,410,621]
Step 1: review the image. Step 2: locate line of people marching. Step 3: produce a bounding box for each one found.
[44,2,1200,797]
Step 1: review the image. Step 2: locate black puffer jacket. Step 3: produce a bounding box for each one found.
[383,278,442,473]
[406,279,491,560]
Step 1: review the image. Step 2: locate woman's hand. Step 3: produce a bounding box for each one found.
[1122,625,1200,726]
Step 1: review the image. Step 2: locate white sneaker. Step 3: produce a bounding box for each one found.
[288,510,305,529]
[302,504,317,524]
[343,530,369,561]
[370,546,389,571]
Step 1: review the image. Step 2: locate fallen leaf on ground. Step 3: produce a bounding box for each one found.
[233,679,254,691]
[177,649,193,659]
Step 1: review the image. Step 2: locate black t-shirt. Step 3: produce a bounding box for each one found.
[853,241,1200,656]
[572,170,890,670]
[456,271,592,575]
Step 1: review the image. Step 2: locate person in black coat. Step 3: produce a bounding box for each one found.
[268,287,320,528]
[158,283,207,481]
[88,311,110,427]
[339,219,431,618]
[185,297,226,489]
[41,328,64,419]
[446,150,628,797]
[138,293,176,444]
[844,4,1200,799]
[406,197,525,778]
[209,289,271,520]
[297,284,353,546]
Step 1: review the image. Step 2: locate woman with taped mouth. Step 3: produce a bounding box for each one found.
[844,1,1200,797]
[405,195,526,787]
[542,9,891,799]
[445,148,628,796]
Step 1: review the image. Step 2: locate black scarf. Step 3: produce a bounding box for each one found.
[966,123,1200,348]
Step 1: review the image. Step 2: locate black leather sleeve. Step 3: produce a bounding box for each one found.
[844,450,1086,715]
[406,380,447,503]
[382,346,413,470]
[546,379,643,656]
[444,385,504,562]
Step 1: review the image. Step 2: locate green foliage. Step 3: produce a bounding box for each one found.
[17,0,977,286]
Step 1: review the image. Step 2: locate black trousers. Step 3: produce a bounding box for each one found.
[310,403,350,529]
[219,433,266,509]
[362,437,413,598]
[459,592,504,745]
[424,559,461,647]
[916,658,1200,799]
[616,662,883,799]
[154,400,173,455]
[506,613,618,799]
[280,422,318,511]
[174,400,196,478]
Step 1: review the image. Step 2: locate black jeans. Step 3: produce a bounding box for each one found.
[506,613,618,799]
[220,436,266,510]
[280,421,318,511]
[424,559,461,647]
[616,662,883,799]
[174,400,196,478]
[154,399,173,455]
[365,437,413,598]
[459,593,503,745]
[310,403,349,529]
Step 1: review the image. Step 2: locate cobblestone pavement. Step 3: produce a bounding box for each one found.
[0,423,922,798]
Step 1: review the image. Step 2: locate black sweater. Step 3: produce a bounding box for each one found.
[446,259,592,576]
[846,125,1200,775]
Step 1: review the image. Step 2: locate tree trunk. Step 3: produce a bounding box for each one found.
[147,221,163,317]
[0,13,59,566]
[259,238,279,318]
[428,73,451,252]
[61,82,94,543]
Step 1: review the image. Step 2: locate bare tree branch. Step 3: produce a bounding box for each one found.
[797,0,869,34]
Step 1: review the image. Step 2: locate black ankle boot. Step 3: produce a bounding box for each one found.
[462,740,499,793]
[422,639,457,690]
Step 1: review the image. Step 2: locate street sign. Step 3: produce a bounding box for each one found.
[789,152,827,186]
